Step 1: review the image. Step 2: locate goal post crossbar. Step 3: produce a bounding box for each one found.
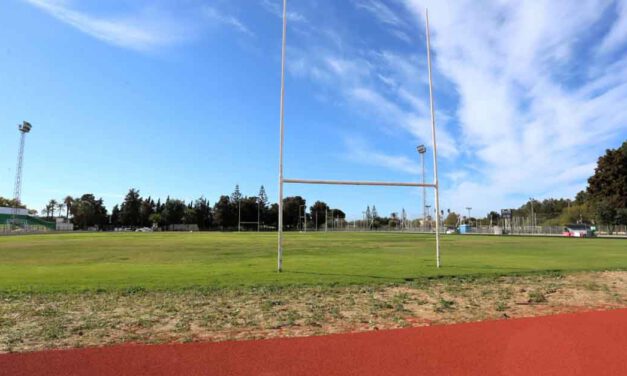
[276,1,442,272]
[284,178,436,188]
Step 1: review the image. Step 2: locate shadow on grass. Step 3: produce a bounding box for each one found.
[284,270,398,281]
[281,266,575,284]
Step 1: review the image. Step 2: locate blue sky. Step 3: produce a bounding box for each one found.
[1,0,626,220]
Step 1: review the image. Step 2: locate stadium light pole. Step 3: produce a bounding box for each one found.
[238,198,241,232]
[300,204,307,232]
[362,211,366,231]
[12,121,32,228]
[417,145,427,224]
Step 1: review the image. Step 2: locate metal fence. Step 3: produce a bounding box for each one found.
[1,224,55,235]
[284,223,627,237]
[454,225,627,236]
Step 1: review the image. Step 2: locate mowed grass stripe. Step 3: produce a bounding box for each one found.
[0,232,625,292]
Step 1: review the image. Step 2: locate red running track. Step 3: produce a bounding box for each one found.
[2,309,627,376]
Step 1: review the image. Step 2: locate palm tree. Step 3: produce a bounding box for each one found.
[57,203,65,219]
[48,199,58,218]
[42,203,53,218]
[64,196,73,218]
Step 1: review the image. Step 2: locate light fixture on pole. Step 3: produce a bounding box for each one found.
[298,204,306,232]
[426,204,432,229]
[12,121,32,226]
[326,210,329,232]
[362,211,366,231]
[417,145,427,223]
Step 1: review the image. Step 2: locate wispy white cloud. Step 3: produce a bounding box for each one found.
[353,0,406,28]
[203,6,255,37]
[279,0,627,214]
[260,0,307,23]
[599,1,627,54]
[400,0,627,213]
[278,3,462,195]
[348,86,458,157]
[285,43,458,158]
[24,0,191,51]
[24,0,255,51]
[345,138,420,175]
[352,0,413,43]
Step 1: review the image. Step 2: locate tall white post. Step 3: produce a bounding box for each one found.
[277,0,288,272]
[426,9,441,268]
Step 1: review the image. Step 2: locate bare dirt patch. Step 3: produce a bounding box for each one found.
[2,271,626,353]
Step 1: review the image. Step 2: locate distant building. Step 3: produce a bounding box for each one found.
[0,206,59,232]
[0,207,29,216]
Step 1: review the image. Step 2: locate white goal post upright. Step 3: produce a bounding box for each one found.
[425,9,441,268]
[277,0,288,272]
[277,2,442,271]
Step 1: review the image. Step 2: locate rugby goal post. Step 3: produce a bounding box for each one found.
[276,2,442,271]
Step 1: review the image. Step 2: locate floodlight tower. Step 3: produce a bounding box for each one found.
[12,121,32,223]
[417,145,427,222]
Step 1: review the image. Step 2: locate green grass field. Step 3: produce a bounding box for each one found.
[0,232,626,292]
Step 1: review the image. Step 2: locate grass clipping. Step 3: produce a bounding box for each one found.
[2,271,626,353]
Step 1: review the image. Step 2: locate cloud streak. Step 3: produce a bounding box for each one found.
[260,0,307,23]
[354,0,406,28]
[344,138,421,175]
[352,0,412,43]
[397,0,627,213]
[203,6,255,37]
[24,0,191,51]
[24,0,255,52]
[283,0,627,213]
[599,1,627,54]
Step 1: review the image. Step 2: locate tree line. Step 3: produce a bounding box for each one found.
[40,185,348,231]
[6,141,625,232]
[442,141,627,231]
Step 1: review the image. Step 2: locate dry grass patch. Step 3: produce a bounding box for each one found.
[2,271,627,353]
